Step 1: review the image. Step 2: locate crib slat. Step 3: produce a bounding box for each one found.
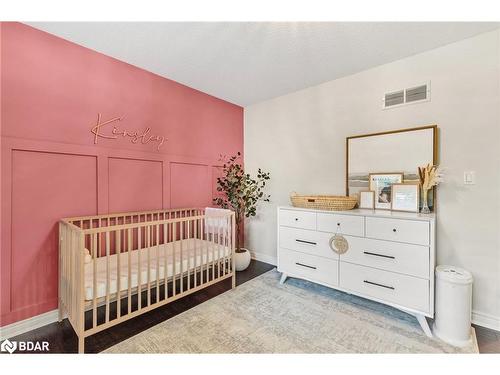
[205,217,210,283]
[180,221,184,293]
[105,231,110,324]
[211,220,216,281]
[224,216,231,275]
[74,229,78,325]
[172,222,177,296]
[218,221,222,279]
[222,217,226,277]
[147,224,151,307]
[187,219,190,291]
[200,217,204,284]
[117,229,121,319]
[193,219,198,288]
[138,227,142,310]
[163,223,168,300]
[75,229,79,327]
[127,228,132,314]
[156,224,160,303]
[92,233,97,328]
[222,216,226,277]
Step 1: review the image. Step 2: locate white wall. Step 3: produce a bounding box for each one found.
[244,29,500,329]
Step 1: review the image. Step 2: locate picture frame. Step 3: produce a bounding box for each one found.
[369,172,403,210]
[359,191,375,209]
[391,183,420,213]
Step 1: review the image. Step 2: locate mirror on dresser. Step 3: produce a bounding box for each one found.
[346,125,438,211]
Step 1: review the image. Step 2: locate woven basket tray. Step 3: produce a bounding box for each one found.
[290,193,358,211]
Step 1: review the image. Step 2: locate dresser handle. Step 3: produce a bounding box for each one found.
[363,280,395,290]
[295,239,317,246]
[363,251,395,260]
[295,218,299,221]
[392,228,397,232]
[295,262,317,270]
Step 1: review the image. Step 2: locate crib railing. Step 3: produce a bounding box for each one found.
[59,208,235,353]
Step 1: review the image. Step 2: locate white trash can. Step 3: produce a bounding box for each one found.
[433,265,474,347]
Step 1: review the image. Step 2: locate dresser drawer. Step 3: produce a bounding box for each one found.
[279,209,316,230]
[365,217,429,246]
[340,262,429,313]
[279,248,339,287]
[341,236,430,279]
[317,212,364,237]
[279,226,339,260]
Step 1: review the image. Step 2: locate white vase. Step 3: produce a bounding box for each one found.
[234,248,251,271]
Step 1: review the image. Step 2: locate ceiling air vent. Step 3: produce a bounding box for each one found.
[384,90,404,107]
[383,82,430,109]
[406,85,427,103]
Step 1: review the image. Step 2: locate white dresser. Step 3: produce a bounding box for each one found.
[277,206,436,336]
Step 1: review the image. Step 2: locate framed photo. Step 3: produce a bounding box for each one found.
[391,183,420,212]
[359,191,375,209]
[369,173,403,210]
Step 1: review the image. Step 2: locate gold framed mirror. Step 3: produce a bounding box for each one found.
[346,125,438,210]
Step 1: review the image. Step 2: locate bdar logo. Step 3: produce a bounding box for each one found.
[1,339,17,354]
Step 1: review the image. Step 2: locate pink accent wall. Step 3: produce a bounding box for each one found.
[0,22,243,326]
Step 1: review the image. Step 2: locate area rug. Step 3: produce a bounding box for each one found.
[104,269,478,353]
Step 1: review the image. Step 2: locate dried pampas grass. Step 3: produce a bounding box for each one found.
[418,163,443,192]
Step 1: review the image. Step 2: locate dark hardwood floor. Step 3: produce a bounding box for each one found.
[6,260,500,353]
[473,324,500,353]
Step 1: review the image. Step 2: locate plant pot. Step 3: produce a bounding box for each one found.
[234,248,251,271]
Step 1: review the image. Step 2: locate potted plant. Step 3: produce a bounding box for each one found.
[213,152,270,271]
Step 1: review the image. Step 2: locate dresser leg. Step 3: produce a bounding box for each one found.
[279,273,288,285]
[416,314,433,338]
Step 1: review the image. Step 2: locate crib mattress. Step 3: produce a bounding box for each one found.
[84,238,230,300]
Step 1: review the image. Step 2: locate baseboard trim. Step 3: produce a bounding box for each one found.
[472,310,500,332]
[249,250,277,266]
[0,309,59,340]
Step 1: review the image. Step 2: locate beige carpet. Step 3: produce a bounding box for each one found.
[105,269,478,353]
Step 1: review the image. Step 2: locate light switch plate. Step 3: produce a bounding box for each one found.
[464,171,475,185]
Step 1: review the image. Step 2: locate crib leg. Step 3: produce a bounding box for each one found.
[78,336,85,354]
[231,272,236,289]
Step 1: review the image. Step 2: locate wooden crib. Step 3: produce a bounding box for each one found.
[59,208,236,353]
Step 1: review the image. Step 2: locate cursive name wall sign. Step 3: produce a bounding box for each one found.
[91,113,167,151]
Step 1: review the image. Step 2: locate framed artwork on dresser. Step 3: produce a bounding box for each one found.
[369,173,403,210]
[391,183,420,212]
[359,191,375,209]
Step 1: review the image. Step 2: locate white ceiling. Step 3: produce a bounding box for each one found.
[27,22,499,106]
